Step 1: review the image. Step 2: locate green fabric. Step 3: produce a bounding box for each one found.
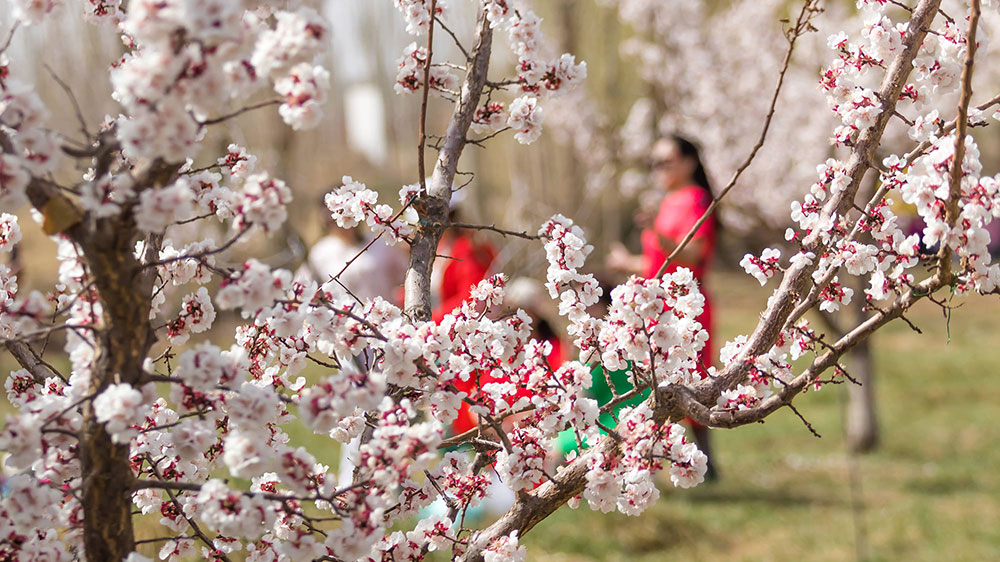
[557,362,650,455]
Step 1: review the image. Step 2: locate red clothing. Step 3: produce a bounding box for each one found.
[640,185,715,372]
[451,335,566,435]
[433,235,496,323]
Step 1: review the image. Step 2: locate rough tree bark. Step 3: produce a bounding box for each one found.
[19,160,171,561]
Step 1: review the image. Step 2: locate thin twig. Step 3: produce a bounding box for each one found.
[417,0,439,196]
[435,15,470,61]
[0,21,19,55]
[448,222,540,240]
[787,402,821,438]
[199,99,281,126]
[330,198,415,282]
[141,226,251,269]
[145,456,234,562]
[44,64,90,140]
[466,126,512,147]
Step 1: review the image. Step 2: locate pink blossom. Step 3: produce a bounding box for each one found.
[94,383,145,444]
[0,213,21,252]
[275,63,329,130]
[507,95,544,144]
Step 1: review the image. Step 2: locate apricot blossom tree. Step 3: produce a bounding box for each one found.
[1,0,998,561]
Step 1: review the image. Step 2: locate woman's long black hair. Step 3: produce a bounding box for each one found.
[670,134,720,232]
[670,134,712,195]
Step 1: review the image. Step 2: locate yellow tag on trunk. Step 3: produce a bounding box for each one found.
[41,196,83,235]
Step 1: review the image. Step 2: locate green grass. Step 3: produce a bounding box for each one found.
[521,271,1000,561]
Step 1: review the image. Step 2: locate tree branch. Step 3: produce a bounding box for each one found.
[198,99,281,126]
[449,222,541,240]
[699,0,943,403]
[4,341,54,382]
[937,0,980,281]
[404,7,494,322]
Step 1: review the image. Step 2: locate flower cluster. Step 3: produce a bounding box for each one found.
[483,530,527,562]
[8,2,1000,561]
[94,383,148,444]
[215,260,293,315]
[0,74,60,210]
[166,287,216,345]
[495,425,548,491]
[276,63,331,130]
[507,95,545,144]
[740,247,782,286]
[394,0,448,35]
[324,176,414,244]
[394,42,458,96]
[109,3,330,162]
[0,213,21,252]
[583,404,706,516]
[538,214,602,351]
[599,272,708,387]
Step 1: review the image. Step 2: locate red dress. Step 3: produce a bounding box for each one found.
[433,233,496,434]
[640,185,715,373]
[432,234,496,323]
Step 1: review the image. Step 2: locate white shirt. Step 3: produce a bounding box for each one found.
[308,234,406,304]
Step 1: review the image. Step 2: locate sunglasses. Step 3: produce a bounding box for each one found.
[647,157,681,169]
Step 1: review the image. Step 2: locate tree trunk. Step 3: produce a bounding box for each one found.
[25,164,166,561]
[78,220,159,561]
[79,422,136,561]
[845,199,880,453]
[845,324,879,452]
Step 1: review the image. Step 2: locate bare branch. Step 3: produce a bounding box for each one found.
[198,99,281,126]
[787,402,822,438]
[449,222,541,240]
[465,125,512,146]
[0,21,19,56]
[417,0,439,197]
[44,64,90,140]
[435,14,470,61]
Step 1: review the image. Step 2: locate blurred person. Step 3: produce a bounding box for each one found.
[307,207,407,306]
[607,134,719,480]
[432,201,497,322]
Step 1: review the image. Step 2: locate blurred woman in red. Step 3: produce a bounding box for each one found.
[432,207,497,323]
[608,134,719,480]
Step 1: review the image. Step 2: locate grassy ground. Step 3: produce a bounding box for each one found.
[521,270,1000,561]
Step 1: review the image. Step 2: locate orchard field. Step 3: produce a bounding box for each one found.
[6,266,995,561]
